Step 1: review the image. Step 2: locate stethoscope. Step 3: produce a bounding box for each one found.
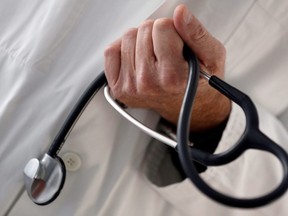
[24,45,288,208]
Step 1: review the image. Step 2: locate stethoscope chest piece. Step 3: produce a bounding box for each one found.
[24,153,66,205]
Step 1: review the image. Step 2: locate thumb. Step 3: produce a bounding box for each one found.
[173,4,225,75]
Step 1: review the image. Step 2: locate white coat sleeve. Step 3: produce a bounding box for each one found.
[142,101,288,215]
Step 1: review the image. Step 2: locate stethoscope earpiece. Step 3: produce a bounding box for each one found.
[24,154,66,205]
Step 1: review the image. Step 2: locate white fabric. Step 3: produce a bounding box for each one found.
[0,0,288,215]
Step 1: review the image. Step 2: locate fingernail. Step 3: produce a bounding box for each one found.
[183,7,192,24]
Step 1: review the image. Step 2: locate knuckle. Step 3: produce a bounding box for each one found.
[111,79,137,103]
[153,18,174,32]
[112,86,128,102]
[190,24,208,41]
[139,20,154,32]
[104,44,118,58]
[123,28,138,40]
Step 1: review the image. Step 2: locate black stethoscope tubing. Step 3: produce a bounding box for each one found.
[178,45,288,208]
[47,72,107,157]
[27,45,288,208]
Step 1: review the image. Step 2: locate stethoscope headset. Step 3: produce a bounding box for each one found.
[24,45,288,208]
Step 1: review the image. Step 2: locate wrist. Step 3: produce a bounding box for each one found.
[159,114,229,173]
[190,81,231,132]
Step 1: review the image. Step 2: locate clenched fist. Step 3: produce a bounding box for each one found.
[104,4,231,132]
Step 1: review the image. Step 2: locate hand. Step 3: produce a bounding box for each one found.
[104,4,231,132]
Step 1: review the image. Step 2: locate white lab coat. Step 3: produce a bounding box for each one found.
[1,0,288,215]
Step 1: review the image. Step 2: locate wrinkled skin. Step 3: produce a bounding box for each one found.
[104,4,231,132]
